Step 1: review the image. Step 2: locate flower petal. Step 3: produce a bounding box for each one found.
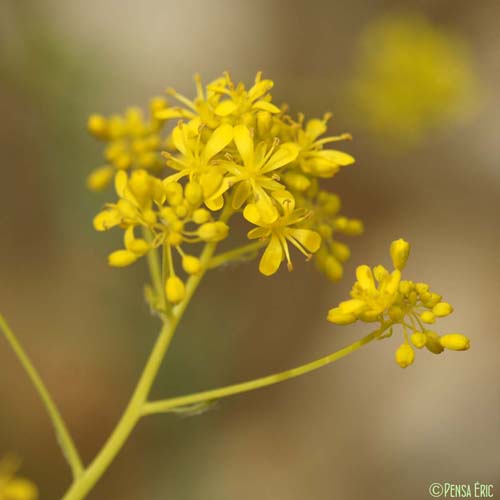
[203,123,233,161]
[233,124,254,167]
[232,180,252,209]
[259,235,283,276]
[261,143,299,173]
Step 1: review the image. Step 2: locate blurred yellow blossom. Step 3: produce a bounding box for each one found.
[327,238,470,368]
[0,455,38,500]
[348,14,477,146]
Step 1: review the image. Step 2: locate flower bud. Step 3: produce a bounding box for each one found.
[108,250,137,267]
[395,343,414,368]
[388,305,405,322]
[411,332,427,349]
[128,170,153,206]
[390,238,411,270]
[326,307,357,325]
[425,331,444,354]
[282,172,311,192]
[182,255,202,275]
[323,256,343,282]
[165,276,185,304]
[86,166,114,192]
[184,182,203,206]
[440,334,470,351]
[198,221,229,242]
[87,114,108,139]
[192,208,211,224]
[420,311,435,324]
[432,302,453,317]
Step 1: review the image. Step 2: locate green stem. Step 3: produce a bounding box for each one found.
[61,242,218,500]
[208,241,265,269]
[142,229,164,307]
[142,326,385,416]
[0,314,84,478]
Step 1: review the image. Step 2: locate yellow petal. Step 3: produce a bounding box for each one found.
[114,170,128,197]
[232,180,252,209]
[287,228,321,254]
[203,123,234,161]
[233,124,254,166]
[253,100,281,113]
[214,100,238,116]
[259,235,283,276]
[261,143,299,173]
[356,265,375,291]
[305,118,327,140]
[243,203,262,225]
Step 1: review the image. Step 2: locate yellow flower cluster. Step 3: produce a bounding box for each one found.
[349,14,476,146]
[89,72,362,291]
[0,455,38,500]
[87,98,168,191]
[327,239,470,368]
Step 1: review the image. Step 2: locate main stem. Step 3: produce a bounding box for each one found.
[62,242,217,500]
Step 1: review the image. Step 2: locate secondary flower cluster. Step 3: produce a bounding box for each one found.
[327,239,470,368]
[89,72,362,293]
[349,14,476,146]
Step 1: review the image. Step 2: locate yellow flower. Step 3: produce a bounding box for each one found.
[288,113,354,178]
[87,99,168,191]
[222,124,299,209]
[164,120,233,210]
[0,455,38,500]
[327,238,470,368]
[243,191,321,275]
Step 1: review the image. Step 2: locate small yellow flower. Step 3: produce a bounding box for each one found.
[327,238,470,368]
[222,124,299,209]
[243,191,321,276]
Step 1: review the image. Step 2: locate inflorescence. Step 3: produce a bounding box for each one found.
[327,238,470,368]
[89,72,362,299]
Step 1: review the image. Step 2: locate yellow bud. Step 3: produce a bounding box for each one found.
[87,114,108,139]
[175,205,188,219]
[282,172,311,192]
[440,334,470,351]
[331,241,350,262]
[415,282,429,295]
[425,331,444,354]
[184,182,203,206]
[411,332,427,349]
[114,153,132,170]
[422,292,442,308]
[388,305,405,322]
[198,221,229,242]
[323,256,343,282]
[165,276,185,304]
[344,219,364,236]
[192,208,211,224]
[167,232,183,246]
[432,302,453,317]
[142,209,157,226]
[390,238,410,270]
[164,182,184,206]
[86,166,114,192]
[399,280,414,295]
[182,255,202,275]
[108,250,137,267]
[395,343,414,368]
[373,265,389,282]
[150,96,168,113]
[420,311,435,324]
[327,307,357,325]
[128,170,153,206]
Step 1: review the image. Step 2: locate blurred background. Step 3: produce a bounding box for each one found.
[1,0,499,498]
